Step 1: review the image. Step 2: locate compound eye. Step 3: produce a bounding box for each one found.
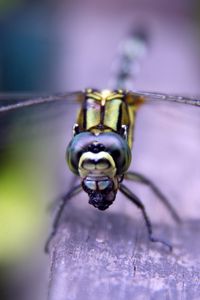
[66,132,94,175]
[109,146,126,169]
[110,148,121,160]
[97,132,132,175]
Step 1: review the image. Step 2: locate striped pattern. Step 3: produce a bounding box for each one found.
[76,89,144,149]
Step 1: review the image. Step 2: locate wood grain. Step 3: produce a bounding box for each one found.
[47,200,200,300]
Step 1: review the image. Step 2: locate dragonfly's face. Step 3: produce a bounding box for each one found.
[66,131,131,210]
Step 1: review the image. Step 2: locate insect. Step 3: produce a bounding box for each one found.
[0,31,200,253]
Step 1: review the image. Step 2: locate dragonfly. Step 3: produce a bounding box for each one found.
[0,30,200,253]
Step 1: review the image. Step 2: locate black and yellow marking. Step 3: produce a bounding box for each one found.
[76,89,144,149]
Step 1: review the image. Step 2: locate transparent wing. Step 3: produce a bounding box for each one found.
[131,91,200,107]
[1,90,200,113]
[0,91,84,113]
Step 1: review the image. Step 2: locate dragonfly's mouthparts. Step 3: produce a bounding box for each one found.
[82,177,118,210]
[88,190,117,211]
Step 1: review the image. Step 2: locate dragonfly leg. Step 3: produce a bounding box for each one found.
[124,171,181,223]
[45,184,82,253]
[119,183,172,251]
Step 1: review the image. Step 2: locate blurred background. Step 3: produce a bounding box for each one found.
[0,0,200,299]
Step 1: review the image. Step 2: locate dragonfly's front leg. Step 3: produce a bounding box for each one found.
[119,183,172,251]
[124,171,181,223]
[45,184,82,253]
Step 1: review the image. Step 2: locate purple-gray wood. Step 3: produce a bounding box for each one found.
[47,202,200,300]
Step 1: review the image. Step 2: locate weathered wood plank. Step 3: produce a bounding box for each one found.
[47,200,200,300]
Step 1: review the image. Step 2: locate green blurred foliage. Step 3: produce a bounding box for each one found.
[0,163,43,260]
[0,99,72,264]
[0,111,58,263]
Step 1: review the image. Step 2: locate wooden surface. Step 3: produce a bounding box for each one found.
[47,202,200,300]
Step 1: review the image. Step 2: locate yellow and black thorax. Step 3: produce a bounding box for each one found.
[76,88,142,149]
